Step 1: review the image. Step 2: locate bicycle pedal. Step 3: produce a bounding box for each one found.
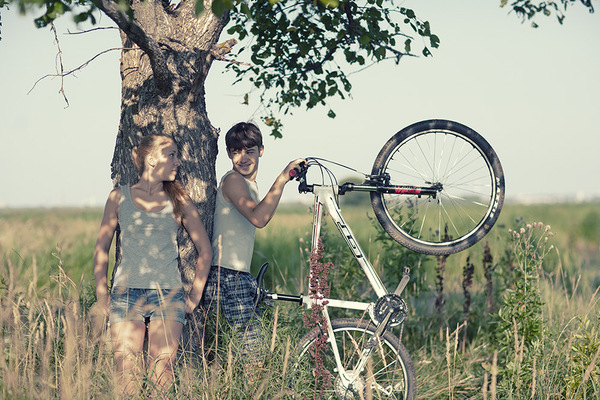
[364,333,383,349]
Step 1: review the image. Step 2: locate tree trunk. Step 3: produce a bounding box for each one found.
[106,0,229,353]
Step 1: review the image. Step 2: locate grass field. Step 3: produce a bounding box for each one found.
[1,201,599,398]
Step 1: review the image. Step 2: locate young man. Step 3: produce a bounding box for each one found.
[203,122,304,360]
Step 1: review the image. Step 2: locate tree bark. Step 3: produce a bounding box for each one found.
[106,0,230,353]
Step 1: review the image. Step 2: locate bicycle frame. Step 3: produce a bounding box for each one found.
[301,183,407,385]
[310,183,383,384]
[309,184,387,302]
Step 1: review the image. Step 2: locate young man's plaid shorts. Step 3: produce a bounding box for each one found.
[202,266,263,357]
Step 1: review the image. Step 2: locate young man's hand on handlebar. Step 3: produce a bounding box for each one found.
[288,160,307,180]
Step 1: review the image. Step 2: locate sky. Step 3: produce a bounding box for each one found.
[0,0,599,208]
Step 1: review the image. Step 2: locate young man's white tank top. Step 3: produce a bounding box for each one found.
[211,170,259,273]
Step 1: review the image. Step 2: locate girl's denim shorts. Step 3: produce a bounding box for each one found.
[109,287,186,325]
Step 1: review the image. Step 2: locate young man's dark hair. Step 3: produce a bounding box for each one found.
[225,122,263,151]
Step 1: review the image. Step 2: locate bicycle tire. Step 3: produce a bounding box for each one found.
[295,318,416,400]
[371,119,505,255]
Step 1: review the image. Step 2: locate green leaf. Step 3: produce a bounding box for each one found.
[319,0,339,7]
[359,34,370,45]
[374,46,386,60]
[240,2,250,16]
[251,53,265,65]
[116,0,134,19]
[74,12,88,23]
[299,42,310,56]
[194,0,205,15]
[327,109,336,118]
[212,0,226,18]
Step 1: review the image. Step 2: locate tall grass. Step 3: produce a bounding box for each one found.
[1,202,600,399]
[0,248,114,398]
[0,248,311,398]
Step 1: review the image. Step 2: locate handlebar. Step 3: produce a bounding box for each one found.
[289,161,308,180]
[289,161,312,193]
[288,158,440,198]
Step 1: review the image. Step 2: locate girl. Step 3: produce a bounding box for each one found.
[93,134,212,395]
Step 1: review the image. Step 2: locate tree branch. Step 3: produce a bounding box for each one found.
[188,38,242,102]
[91,0,173,96]
[28,47,133,95]
[66,26,120,35]
[49,22,70,107]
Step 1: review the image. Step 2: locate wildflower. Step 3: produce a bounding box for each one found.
[538,222,545,230]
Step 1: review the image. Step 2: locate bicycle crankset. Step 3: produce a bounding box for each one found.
[370,294,408,327]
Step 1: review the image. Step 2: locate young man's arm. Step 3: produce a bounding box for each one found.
[223,159,305,228]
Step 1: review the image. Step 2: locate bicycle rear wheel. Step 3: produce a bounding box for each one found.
[295,318,416,400]
[371,120,504,255]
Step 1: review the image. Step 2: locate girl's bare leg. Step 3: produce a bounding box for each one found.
[110,320,146,396]
[147,320,184,394]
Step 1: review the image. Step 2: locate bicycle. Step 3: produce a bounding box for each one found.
[255,119,505,399]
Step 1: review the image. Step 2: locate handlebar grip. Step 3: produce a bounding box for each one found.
[289,161,307,180]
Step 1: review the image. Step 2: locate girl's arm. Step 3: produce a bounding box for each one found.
[93,188,120,316]
[181,195,213,314]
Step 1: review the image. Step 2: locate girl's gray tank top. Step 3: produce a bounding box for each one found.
[112,186,182,290]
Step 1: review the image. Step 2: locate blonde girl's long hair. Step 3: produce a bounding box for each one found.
[132,134,187,221]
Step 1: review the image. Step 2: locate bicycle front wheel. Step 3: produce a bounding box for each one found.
[295,318,416,400]
[371,120,505,255]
